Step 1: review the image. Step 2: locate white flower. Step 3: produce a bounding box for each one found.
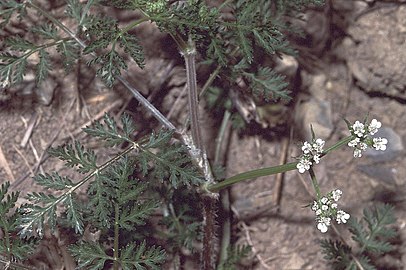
[315,209,322,215]
[336,210,350,224]
[368,119,381,135]
[331,203,337,209]
[313,138,325,153]
[353,148,362,158]
[301,142,313,154]
[321,204,329,211]
[296,158,312,173]
[348,137,359,148]
[352,121,365,137]
[313,154,321,164]
[311,202,319,211]
[373,137,388,151]
[332,189,342,201]
[320,197,329,204]
[317,217,331,233]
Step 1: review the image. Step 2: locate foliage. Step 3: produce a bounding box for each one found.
[320,204,397,270]
[15,113,206,268]
[0,182,35,266]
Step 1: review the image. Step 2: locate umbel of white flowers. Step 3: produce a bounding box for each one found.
[311,189,350,233]
[347,118,388,158]
[296,138,325,174]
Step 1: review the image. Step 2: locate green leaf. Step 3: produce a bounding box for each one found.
[5,36,36,52]
[56,40,79,71]
[69,241,111,270]
[48,141,98,174]
[242,66,290,102]
[34,172,74,190]
[83,113,132,146]
[118,200,158,231]
[64,193,84,234]
[0,182,19,217]
[119,33,145,68]
[36,49,51,85]
[320,239,353,270]
[87,173,115,228]
[349,203,396,254]
[137,139,204,188]
[119,241,166,270]
[31,23,59,40]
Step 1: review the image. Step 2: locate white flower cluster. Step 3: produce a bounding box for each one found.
[296,138,325,173]
[348,119,388,158]
[311,189,350,233]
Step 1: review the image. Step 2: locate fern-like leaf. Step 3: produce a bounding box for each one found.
[36,49,51,85]
[137,138,204,188]
[48,141,97,174]
[69,241,111,270]
[118,200,158,231]
[320,239,353,270]
[34,172,74,190]
[349,204,396,254]
[87,173,115,228]
[64,193,85,234]
[242,66,290,101]
[56,40,79,71]
[0,182,36,262]
[119,241,166,270]
[119,33,145,68]
[31,24,59,40]
[83,113,133,146]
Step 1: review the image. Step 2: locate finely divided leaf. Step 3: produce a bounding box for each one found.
[69,241,111,270]
[242,66,290,101]
[83,113,132,146]
[48,141,98,174]
[64,193,84,234]
[119,33,145,68]
[36,49,51,85]
[119,241,166,270]
[34,172,74,190]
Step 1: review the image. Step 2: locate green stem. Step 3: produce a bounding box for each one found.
[208,162,298,193]
[308,168,321,199]
[121,17,150,34]
[322,135,353,156]
[113,203,120,270]
[208,135,354,193]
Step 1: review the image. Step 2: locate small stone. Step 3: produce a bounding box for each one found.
[364,127,404,162]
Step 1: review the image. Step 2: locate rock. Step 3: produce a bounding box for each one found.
[343,6,406,100]
[295,73,334,140]
[357,165,397,188]
[364,127,404,162]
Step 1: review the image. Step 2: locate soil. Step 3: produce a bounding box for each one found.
[1,1,405,270]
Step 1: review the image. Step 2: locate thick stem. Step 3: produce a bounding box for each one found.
[184,41,203,153]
